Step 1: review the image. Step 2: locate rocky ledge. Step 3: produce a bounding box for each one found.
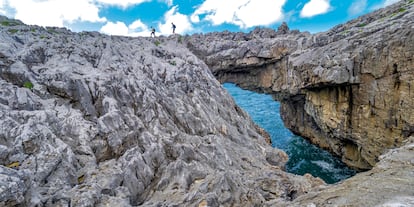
[0,16,323,206]
[186,0,414,171]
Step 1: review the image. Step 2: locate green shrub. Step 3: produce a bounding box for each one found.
[23,81,34,90]
[390,7,407,17]
[47,28,58,34]
[169,60,176,66]
[1,21,11,26]
[398,7,406,13]
[8,29,18,34]
[1,20,20,26]
[154,40,161,46]
[341,30,349,35]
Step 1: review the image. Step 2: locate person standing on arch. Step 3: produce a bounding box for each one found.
[150,26,156,37]
[171,22,176,34]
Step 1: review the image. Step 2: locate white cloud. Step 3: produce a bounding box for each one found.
[2,0,177,37]
[383,0,400,6]
[191,0,286,28]
[348,0,367,16]
[128,19,151,36]
[100,19,151,37]
[0,0,5,15]
[94,0,149,8]
[95,0,173,8]
[371,0,401,11]
[129,19,147,31]
[190,14,200,23]
[300,0,331,18]
[158,6,193,35]
[159,0,173,7]
[100,21,129,36]
[8,0,106,27]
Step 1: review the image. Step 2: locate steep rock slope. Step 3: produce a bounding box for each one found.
[186,0,414,170]
[0,17,323,206]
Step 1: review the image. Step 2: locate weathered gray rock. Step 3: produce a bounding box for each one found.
[276,22,289,35]
[0,16,322,206]
[0,166,29,206]
[186,0,414,171]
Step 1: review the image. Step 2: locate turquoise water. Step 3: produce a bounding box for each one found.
[223,83,356,184]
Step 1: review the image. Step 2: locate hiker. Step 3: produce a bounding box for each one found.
[150,27,156,37]
[171,22,176,34]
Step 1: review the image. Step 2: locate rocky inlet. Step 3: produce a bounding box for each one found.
[185,0,414,171]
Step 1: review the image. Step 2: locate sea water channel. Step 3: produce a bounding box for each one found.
[223,83,356,184]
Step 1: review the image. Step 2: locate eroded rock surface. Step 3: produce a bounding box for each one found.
[186,0,414,171]
[0,16,322,206]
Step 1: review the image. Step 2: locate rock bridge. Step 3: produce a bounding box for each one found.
[185,0,414,171]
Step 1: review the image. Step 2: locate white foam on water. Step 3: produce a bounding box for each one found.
[289,159,306,171]
[311,160,336,172]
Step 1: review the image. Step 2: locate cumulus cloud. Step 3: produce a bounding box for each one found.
[100,19,150,36]
[158,6,193,35]
[129,19,148,31]
[100,21,129,36]
[300,0,331,18]
[348,0,367,16]
[128,19,151,36]
[191,0,286,28]
[8,0,106,27]
[94,0,149,8]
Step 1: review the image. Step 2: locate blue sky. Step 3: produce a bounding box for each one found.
[0,0,401,36]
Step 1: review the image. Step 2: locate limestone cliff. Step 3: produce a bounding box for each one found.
[186,0,414,171]
[0,16,323,206]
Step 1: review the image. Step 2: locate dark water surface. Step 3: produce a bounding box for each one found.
[223,83,356,184]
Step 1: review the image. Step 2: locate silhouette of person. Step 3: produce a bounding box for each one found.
[171,22,176,34]
[150,27,156,37]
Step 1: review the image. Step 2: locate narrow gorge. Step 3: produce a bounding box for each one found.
[0,0,413,206]
[223,83,356,184]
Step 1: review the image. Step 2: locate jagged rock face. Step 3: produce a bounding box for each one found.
[186,0,414,170]
[0,16,324,206]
